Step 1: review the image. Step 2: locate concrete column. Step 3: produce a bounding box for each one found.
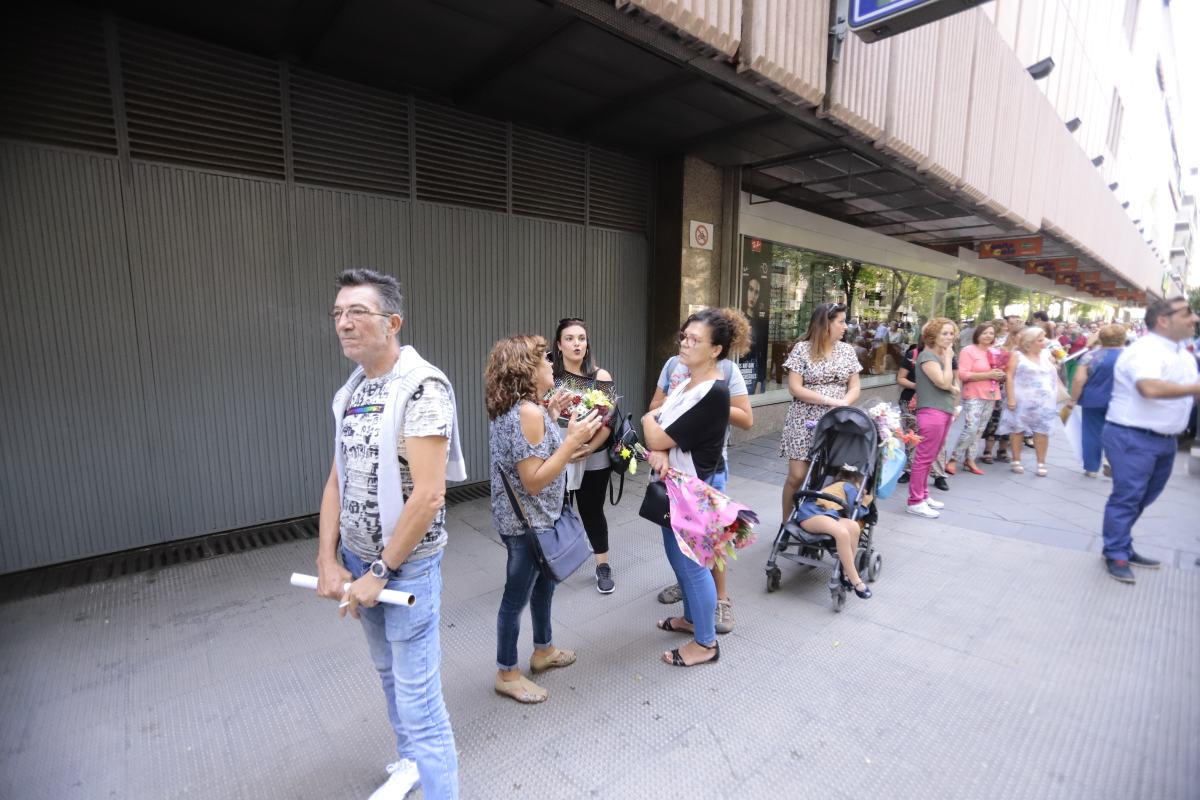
[647,155,737,390]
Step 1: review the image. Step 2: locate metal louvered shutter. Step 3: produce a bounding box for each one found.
[119,24,285,179]
[588,147,651,232]
[512,126,585,225]
[414,101,507,212]
[0,8,116,154]
[289,69,410,197]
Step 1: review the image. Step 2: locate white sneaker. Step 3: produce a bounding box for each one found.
[369,759,421,800]
[925,498,945,510]
[905,501,940,519]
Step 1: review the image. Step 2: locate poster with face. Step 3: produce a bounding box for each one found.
[738,238,772,393]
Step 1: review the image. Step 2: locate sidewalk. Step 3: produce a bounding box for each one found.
[1,431,1197,799]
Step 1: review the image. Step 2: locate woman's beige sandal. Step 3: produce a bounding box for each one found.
[1036,464,1048,477]
[529,647,577,674]
[1011,463,1024,474]
[494,674,548,703]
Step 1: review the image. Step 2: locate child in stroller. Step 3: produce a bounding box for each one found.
[766,406,882,612]
[791,468,872,599]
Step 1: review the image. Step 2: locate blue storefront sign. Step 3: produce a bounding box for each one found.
[849,0,990,42]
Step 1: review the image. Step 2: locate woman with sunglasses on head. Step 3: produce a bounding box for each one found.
[648,308,752,633]
[486,335,603,704]
[550,317,617,594]
[779,302,862,525]
[642,309,737,667]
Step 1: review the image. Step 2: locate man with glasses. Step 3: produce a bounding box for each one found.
[1101,296,1200,584]
[314,268,466,798]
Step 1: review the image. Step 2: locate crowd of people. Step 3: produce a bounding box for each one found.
[309,266,1198,799]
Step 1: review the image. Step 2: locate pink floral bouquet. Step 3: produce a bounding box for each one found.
[661,468,758,571]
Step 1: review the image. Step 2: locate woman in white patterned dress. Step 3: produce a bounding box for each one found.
[779,302,862,524]
[997,327,1060,477]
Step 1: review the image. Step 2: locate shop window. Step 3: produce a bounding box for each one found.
[736,236,948,395]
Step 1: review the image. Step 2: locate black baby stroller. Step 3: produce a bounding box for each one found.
[765,406,883,612]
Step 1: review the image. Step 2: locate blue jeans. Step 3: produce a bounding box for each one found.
[1101,424,1176,561]
[659,470,726,646]
[342,548,458,800]
[496,533,556,670]
[1081,407,1108,473]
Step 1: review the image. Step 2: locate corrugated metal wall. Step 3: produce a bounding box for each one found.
[0,11,653,573]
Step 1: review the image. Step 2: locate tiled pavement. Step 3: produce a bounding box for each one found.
[1,427,1197,799]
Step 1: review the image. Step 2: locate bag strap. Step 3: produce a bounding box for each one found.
[498,470,534,532]
[608,468,626,506]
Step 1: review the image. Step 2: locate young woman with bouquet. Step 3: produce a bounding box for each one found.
[550,317,617,594]
[642,309,736,667]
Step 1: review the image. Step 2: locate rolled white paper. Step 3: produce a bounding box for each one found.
[290,572,416,606]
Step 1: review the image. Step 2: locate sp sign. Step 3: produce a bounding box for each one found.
[689,220,714,251]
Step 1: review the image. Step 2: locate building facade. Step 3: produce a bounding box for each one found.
[0,0,1187,572]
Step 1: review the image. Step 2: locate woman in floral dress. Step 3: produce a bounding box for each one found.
[779,302,862,524]
[997,326,1060,477]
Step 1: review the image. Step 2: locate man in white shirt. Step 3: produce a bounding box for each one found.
[1101,296,1200,583]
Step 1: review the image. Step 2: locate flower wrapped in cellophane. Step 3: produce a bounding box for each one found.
[660,468,758,571]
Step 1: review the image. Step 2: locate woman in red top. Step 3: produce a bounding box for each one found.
[946,323,1005,475]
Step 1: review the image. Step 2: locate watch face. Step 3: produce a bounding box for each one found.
[370,560,387,578]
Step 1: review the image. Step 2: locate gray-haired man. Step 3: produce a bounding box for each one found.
[315,268,466,799]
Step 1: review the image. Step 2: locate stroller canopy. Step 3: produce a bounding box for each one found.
[807,406,879,479]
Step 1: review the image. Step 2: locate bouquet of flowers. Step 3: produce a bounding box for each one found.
[866,400,915,459]
[986,347,1010,371]
[572,387,617,424]
[866,400,911,499]
[660,468,758,571]
[544,383,619,427]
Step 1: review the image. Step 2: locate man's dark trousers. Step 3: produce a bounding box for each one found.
[1101,423,1176,561]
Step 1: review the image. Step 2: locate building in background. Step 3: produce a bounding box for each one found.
[0,0,1190,572]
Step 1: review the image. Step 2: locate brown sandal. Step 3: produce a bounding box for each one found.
[494,674,548,703]
[530,647,577,674]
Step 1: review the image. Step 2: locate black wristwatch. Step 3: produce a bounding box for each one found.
[368,558,394,580]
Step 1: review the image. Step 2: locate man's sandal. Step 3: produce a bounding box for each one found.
[494,674,548,704]
[663,640,720,667]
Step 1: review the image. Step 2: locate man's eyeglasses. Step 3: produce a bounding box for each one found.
[329,305,393,323]
[678,332,708,347]
[1165,305,1195,317]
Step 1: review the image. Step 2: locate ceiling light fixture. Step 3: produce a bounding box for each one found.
[1027,57,1055,80]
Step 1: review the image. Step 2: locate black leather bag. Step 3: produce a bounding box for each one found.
[500,471,592,582]
[607,409,643,505]
[638,479,671,526]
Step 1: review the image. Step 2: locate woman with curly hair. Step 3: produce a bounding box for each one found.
[486,335,602,704]
[906,318,960,519]
[648,308,752,633]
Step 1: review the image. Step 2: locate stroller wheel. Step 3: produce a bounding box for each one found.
[831,588,846,613]
[766,566,782,593]
[854,548,869,576]
[868,553,883,583]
